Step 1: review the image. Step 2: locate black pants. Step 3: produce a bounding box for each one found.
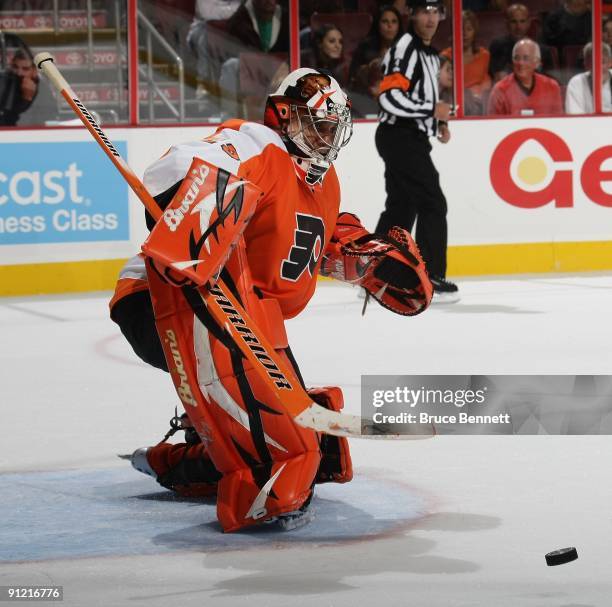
[375,122,448,278]
[111,290,169,372]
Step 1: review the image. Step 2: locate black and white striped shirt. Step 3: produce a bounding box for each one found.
[378,32,441,137]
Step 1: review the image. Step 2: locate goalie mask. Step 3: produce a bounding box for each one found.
[264,68,353,186]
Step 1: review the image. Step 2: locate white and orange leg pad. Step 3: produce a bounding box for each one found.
[146,240,321,532]
[308,387,353,484]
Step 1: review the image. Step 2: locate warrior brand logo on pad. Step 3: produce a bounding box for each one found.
[205,285,293,391]
[281,214,325,282]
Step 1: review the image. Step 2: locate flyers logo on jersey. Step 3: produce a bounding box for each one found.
[281,213,325,282]
[221,143,240,161]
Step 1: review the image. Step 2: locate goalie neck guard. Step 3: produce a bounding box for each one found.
[264,68,353,186]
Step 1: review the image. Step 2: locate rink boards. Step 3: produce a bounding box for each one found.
[1,116,611,295]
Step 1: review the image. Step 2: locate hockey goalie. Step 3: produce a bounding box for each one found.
[109,68,433,532]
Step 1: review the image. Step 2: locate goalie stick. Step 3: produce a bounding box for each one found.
[34,51,433,441]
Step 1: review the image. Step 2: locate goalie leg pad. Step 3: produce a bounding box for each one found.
[217,453,320,532]
[308,387,353,484]
[146,242,321,532]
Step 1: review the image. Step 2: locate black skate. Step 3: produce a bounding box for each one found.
[263,492,315,531]
[430,275,460,303]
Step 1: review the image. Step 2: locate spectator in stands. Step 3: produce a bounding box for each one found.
[187,0,241,112]
[438,54,454,103]
[487,38,563,115]
[489,4,555,82]
[348,5,404,116]
[301,24,345,85]
[604,16,612,47]
[0,48,57,127]
[565,42,612,113]
[225,0,289,53]
[437,54,482,114]
[542,0,592,55]
[441,10,491,114]
[218,0,290,119]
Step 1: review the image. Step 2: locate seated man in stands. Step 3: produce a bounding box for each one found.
[565,42,612,113]
[218,0,290,118]
[489,3,555,82]
[487,38,563,115]
[0,48,58,126]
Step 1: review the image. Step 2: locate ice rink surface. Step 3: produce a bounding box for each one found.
[1,275,612,606]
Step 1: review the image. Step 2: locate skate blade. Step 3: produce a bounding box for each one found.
[276,508,314,531]
[432,292,460,304]
[265,507,315,532]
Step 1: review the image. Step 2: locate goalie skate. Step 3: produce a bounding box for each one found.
[263,493,315,531]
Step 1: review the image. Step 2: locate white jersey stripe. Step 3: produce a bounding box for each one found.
[143,122,286,197]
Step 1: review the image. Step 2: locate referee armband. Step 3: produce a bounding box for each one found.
[378,73,411,96]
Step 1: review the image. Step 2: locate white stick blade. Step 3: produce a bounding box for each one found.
[294,403,435,440]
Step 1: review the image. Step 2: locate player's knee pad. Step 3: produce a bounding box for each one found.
[308,387,353,484]
[146,243,321,531]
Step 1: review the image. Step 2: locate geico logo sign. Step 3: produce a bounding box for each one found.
[490,128,612,208]
[0,163,83,205]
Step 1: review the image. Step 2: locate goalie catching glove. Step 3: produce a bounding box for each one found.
[320,213,433,316]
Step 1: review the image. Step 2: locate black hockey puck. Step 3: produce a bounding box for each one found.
[545,547,578,566]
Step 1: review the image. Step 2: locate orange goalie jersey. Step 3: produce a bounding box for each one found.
[143,119,341,319]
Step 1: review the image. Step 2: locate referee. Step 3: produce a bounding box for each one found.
[375,0,459,302]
